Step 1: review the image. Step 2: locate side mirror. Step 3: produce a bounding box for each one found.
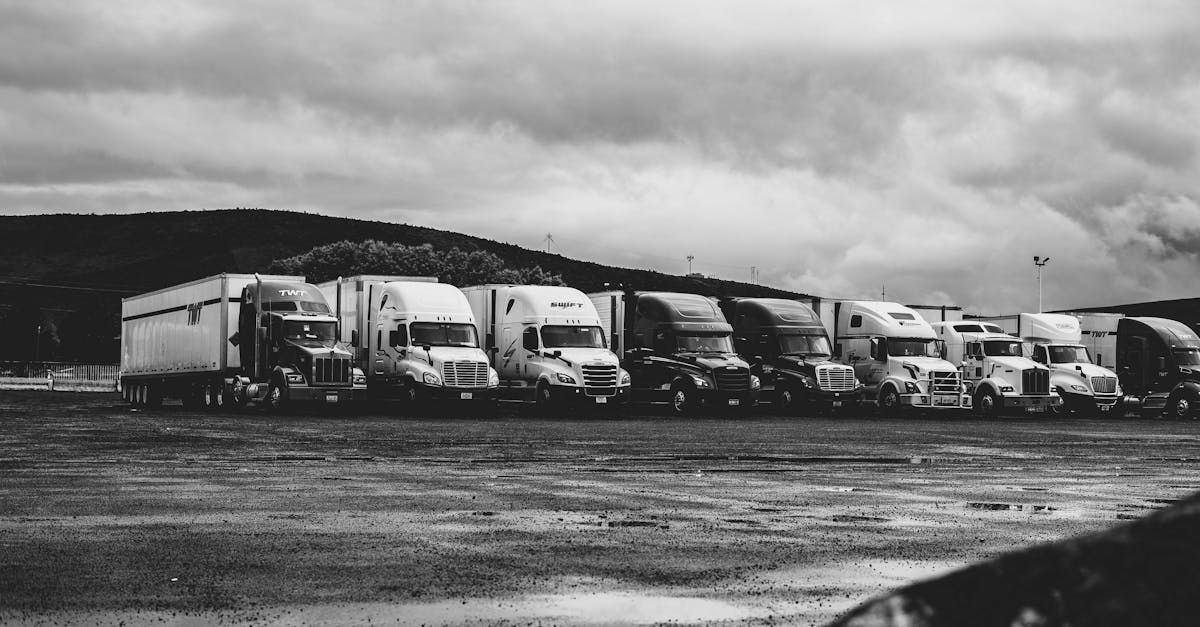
[869,338,881,361]
[552,350,562,358]
[351,329,359,348]
[421,344,433,352]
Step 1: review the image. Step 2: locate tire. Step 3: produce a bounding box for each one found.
[776,386,798,415]
[404,381,426,413]
[211,380,227,410]
[535,381,556,414]
[669,383,698,415]
[877,386,902,417]
[1166,392,1193,420]
[264,379,287,413]
[1048,387,1067,416]
[975,389,1000,418]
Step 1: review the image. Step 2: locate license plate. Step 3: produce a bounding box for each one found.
[832,401,842,408]
[728,399,740,406]
[595,397,607,404]
[325,393,339,404]
[934,395,957,406]
[1027,406,1045,413]
[460,392,473,400]
[1100,404,1111,412]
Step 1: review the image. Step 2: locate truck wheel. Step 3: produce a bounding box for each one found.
[404,382,426,413]
[669,383,698,415]
[975,389,999,418]
[1049,388,1068,416]
[265,380,287,413]
[535,381,556,414]
[877,386,901,417]
[211,380,228,410]
[776,387,798,415]
[1166,393,1193,420]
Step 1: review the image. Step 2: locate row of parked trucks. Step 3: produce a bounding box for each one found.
[118,273,1200,418]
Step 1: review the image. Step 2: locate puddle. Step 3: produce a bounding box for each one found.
[967,502,1056,513]
[829,515,889,523]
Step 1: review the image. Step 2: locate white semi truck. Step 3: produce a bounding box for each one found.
[931,321,1061,416]
[462,284,631,407]
[977,313,1122,415]
[120,273,366,410]
[828,301,970,415]
[319,276,499,406]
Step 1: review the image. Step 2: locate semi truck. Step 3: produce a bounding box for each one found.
[462,284,631,407]
[589,290,759,414]
[120,273,365,410]
[1114,316,1200,419]
[828,301,970,415]
[931,321,1060,416]
[976,313,1121,415]
[719,297,862,413]
[318,276,499,406]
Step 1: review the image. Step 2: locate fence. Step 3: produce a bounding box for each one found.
[0,362,119,392]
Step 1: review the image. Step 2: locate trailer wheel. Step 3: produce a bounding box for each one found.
[975,389,999,418]
[1167,393,1193,420]
[669,382,698,415]
[211,380,227,409]
[877,386,901,417]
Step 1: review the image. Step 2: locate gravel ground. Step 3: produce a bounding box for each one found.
[1,391,1196,626]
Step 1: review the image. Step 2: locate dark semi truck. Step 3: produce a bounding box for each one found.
[1116,316,1200,419]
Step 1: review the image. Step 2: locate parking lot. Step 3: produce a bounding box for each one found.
[2,391,1197,626]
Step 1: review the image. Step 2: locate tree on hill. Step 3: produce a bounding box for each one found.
[267,240,565,287]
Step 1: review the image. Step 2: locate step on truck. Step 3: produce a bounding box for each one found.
[829,301,970,415]
[319,276,499,408]
[719,297,863,414]
[1114,316,1200,419]
[462,284,631,408]
[931,321,1061,416]
[978,313,1122,415]
[589,290,760,414]
[120,273,366,411]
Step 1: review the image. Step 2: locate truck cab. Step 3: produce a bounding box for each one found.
[463,285,631,407]
[590,290,759,414]
[1009,313,1122,415]
[234,280,366,410]
[932,322,1060,416]
[832,301,969,415]
[1116,316,1200,419]
[720,298,862,413]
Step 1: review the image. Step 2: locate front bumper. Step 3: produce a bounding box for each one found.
[548,384,632,405]
[287,386,369,404]
[1000,394,1062,411]
[699,388,760,408]
[417,383,497,401]
[1060,390,1122,413]
[902,392,972,410]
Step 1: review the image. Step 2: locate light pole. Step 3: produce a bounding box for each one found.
[1034,256,1050,313]
[35,324,41,362]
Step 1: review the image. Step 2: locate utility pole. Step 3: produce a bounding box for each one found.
[750,266,757,284]
[35,324,41,362]
[542,233,557,254]
[1034,255,1050,312]
[881,285,886,300]
[686,255,695,275]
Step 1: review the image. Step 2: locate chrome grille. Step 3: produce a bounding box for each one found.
[582,363,618,396]
[715,367,750,392]
[816,365,856,391]
[1091,376,1118,394]
[1022,368,1050,395]
[930,371,960,395]
[442,361,489,388]
[314,357,351,385]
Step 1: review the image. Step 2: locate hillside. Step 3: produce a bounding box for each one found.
[0,209,808,361]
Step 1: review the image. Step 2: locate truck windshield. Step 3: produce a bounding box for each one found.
[1049,345,1091,364]
[887,339,940,358]
[283,321,337,345]
[779,333,832,357]
[983,340,1023,357]
[1173,347,1200,366]
[677,333,734,354]
[541,325,605,349]
[410,322,479,347]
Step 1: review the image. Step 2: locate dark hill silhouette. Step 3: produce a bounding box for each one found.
[0,209,809,361]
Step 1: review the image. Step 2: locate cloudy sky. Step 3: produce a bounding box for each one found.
[2,1,1199,313]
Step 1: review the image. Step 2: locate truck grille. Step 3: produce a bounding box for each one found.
[715,367,750,392]
[442,361,489,388]
[1023,368,1050,395]
[930,371,960,395]
[816,365,856,391]
[582,363,618,396]
[1091,376,1118,394]
[314,357,351,385]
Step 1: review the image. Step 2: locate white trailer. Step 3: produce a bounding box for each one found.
[120,273,365,410]
[318,276,498,405]
[463,284,630,406]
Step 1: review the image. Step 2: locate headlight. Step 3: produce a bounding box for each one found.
[999,385,1014,392]
[904,381,919,394]
[488,368,500,387]
[556,373,576,384]
[799,376,813,389]
[692,376,710,388]
[751,375,761,390]
[423,371,441,386]
[1070,384,1088,392]
[619,370,631,385]
[285,373,305,384]
[353,373,366,385]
